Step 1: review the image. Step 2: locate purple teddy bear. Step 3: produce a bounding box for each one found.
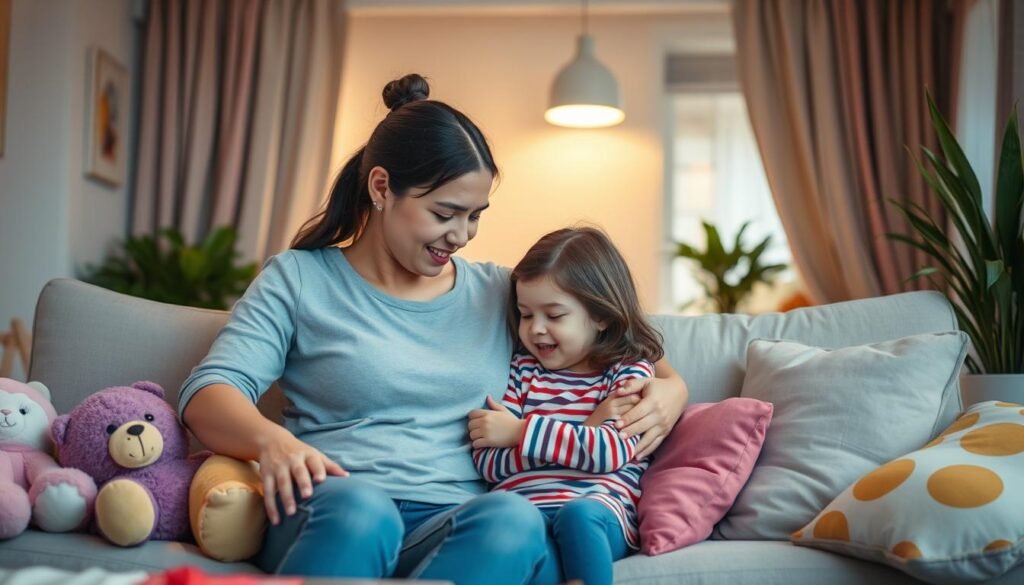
[51,381,209,546]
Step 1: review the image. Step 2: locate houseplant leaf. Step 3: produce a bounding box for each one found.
[890,94,1023,374]
[82,226,258,310]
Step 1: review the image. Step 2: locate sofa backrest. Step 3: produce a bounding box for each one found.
[650,289,962,430]
[29,279,962,430]
[28,278,284,421]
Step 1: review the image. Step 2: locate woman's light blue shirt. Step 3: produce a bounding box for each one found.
[179,247,513,504]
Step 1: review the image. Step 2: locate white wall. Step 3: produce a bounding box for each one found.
[0,0,132,379]
[68,0,134,276]
[334,10,732,311]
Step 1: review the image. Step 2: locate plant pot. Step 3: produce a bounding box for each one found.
[959,374,1024,408]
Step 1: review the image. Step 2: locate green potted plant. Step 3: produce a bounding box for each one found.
[82,226,258,310]
[675,220,787,313]
[888,96,1023,405]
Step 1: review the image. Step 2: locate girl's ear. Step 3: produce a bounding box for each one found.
[367,166,390,203]
[596,319,608,332]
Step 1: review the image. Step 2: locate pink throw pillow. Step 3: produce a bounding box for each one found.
[639,397,773,555]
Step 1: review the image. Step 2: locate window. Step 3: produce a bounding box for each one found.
[663,56,794,314]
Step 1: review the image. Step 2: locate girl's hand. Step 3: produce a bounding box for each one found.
[468,396,525,448]
[614,376,688,459]
[256,427,348,525]
[583,394,641,427]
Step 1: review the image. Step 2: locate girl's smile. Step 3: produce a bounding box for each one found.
[516,276,607,373]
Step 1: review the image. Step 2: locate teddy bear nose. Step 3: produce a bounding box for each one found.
[0,409,10,415]
[127,424,145,436]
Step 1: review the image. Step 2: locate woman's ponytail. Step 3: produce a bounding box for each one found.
[291,149,368,249]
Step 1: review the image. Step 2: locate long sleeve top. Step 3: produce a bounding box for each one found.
[473,353,654,548]
[179,248,513,505]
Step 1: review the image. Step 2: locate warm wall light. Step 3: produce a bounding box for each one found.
[545,1,624,129]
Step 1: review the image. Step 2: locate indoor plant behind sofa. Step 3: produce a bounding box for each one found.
[2,277,1023,584]
[889,96,1024,405]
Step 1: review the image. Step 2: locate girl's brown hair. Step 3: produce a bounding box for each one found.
[509,227,664,370]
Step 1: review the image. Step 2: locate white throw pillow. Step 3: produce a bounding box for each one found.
[792,400,1024,584]
[714,331,968,540]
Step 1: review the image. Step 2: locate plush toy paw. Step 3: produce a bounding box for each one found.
[0,482,31,539]
[96,478,157,546]
[29,468,97,533]
[189,455,266,562]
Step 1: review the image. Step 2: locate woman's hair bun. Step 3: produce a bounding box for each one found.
[382,74,430,111]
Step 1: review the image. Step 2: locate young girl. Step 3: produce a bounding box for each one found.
[470,226,665,585]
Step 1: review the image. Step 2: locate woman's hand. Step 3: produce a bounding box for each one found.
[614,363,689,458]
[468,396,525,448]
[256,427,348,525]
[583,393,641,427]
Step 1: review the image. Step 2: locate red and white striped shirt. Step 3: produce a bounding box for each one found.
[472,353,654,548]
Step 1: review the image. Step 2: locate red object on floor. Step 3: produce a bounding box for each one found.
[142,567,303,585]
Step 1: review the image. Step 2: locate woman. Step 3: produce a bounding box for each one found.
[180,74,688,584]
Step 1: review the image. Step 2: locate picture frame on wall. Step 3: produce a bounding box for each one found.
[0,0,11,158]
[85,47,129,186]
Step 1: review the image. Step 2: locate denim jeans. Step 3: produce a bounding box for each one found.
[257,477,560,585]
[541,498,630,585]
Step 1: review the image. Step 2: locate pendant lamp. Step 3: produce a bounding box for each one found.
[544,0,624,128]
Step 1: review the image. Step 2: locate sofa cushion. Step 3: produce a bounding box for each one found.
[648,290,961,415]
[715,332,969,540]
[0,530,260,574]
[792,400,1024,584]
[611,539,1015,585]
[639,398,772,555]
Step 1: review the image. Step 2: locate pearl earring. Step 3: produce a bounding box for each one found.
[373,201,383,211]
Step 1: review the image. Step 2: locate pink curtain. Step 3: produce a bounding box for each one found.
[733,0,966,303]
[131,0,345,261]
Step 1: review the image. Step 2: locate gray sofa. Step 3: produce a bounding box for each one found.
[1,278,1021,584]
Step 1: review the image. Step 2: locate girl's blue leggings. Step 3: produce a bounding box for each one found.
[256,477,561,585]
[541,498,630,585]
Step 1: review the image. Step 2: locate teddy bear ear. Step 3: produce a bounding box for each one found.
[51,414,70,447]
[131,381,165,399]
[131,383,164,401]
[27,381,51,402]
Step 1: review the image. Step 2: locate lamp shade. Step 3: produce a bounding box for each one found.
[545,34,624,128]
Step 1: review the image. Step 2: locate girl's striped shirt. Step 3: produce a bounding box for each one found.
[472,352,654,548]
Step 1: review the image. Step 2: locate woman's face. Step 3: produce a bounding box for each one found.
[383,169,493,277]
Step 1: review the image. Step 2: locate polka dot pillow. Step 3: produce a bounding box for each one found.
[791,400,1024,584]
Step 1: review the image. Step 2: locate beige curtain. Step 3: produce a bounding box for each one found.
[733,0,965,303]
[131,0,345,262]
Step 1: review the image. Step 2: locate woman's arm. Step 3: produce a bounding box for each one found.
[184,384,346,526]
[614,358,689,458]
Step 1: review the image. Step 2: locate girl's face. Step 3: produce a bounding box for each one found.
[516,276,606,373]
[383,169,493,278]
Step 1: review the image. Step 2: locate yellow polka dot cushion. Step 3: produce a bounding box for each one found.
[792,400,1024,584]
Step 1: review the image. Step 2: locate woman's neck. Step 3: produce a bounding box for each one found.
[343,234,455,301]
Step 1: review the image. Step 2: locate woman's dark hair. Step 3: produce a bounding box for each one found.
[509,227,664,370]
[291,74,499,249]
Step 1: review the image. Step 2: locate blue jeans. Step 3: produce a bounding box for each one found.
[257,477,561,585]
[541,498,630,585]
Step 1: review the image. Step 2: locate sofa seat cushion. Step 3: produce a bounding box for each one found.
[0,530,260,574]
[613,540,1024,585]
